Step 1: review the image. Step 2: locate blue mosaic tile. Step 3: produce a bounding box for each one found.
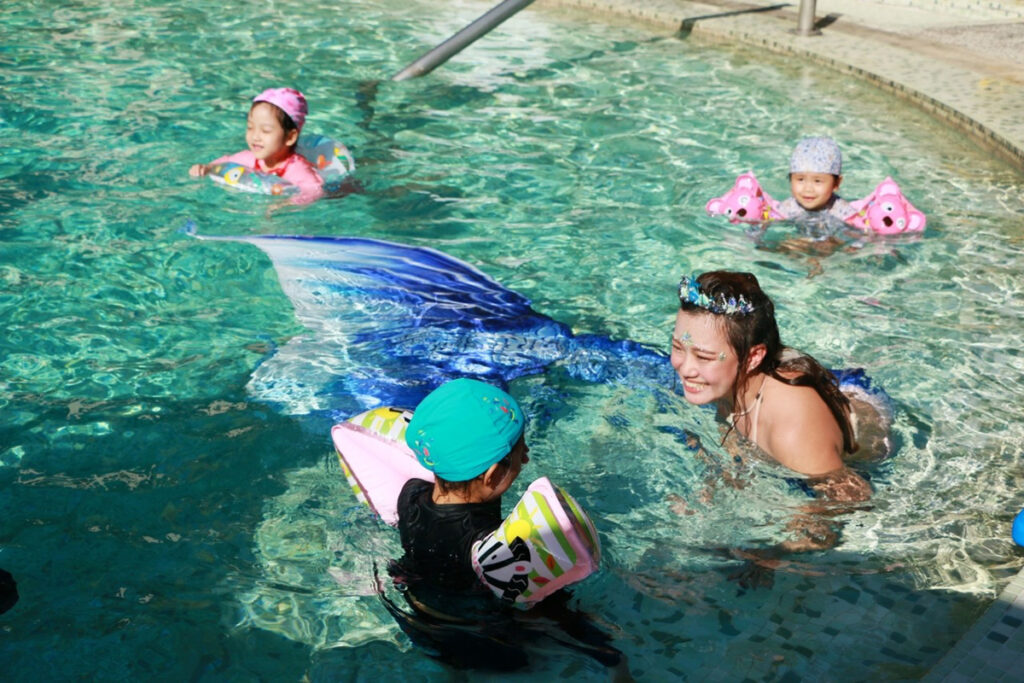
[543,3,1024,679]
[986,631,1009,644]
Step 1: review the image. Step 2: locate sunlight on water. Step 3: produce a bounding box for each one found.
[1,0,1023,679]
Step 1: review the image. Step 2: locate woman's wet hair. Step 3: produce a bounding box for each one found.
[680,270,857,453]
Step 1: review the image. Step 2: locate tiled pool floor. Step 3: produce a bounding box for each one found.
[539,0,1024,679]
[924,568,1024,682]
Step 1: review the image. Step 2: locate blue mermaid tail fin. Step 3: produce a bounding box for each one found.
[189,230,672,419]
[833,367,893,414]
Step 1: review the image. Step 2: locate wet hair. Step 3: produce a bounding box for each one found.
[433,477,471,496]
[249,101,299,150]
[432,437,522,496]
[679,271,857,453]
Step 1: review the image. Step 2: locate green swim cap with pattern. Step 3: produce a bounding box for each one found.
[405,378,525,482]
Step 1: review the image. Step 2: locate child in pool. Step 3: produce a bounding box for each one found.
[188,88,324,204]
[775,136,857,239]
[395,377,531,595]
[384,378,627,674]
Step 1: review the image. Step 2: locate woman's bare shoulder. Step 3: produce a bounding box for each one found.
[759,379,844,475]
[764,375,824,410]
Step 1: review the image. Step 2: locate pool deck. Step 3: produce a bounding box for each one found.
[542,0,1024,170]
[536,0,1024,679]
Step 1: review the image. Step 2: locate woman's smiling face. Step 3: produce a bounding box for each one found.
[670,309,739,406]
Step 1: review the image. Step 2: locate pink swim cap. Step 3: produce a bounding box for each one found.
[252,88,308,132]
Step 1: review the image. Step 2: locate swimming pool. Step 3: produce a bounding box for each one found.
[2,0,1023,679]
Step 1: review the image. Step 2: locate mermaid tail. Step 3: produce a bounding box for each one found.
[187,228,673,419]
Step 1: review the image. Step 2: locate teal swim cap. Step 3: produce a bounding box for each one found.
[406,378,525,482]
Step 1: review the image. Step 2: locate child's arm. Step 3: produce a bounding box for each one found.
[188,151,251,178]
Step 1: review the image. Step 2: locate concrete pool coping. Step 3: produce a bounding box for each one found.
[532,0,1024,679]
[539,0,1024,171]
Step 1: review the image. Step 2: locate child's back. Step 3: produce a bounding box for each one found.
[382,379,626,674]
[395,477,502,593]
[393,378,527,595]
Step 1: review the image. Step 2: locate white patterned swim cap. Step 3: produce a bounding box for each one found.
[790,136,842,175]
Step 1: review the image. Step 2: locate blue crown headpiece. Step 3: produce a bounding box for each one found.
[678,275,755,315]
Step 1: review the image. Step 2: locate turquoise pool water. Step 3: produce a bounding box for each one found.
[2,0,1024,679]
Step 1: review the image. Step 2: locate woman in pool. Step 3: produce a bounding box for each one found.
[670,270,876,505]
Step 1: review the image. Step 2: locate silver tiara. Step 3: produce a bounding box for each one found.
[678,275,754,315]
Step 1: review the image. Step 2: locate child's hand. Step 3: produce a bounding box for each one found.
[189,163,211,177]
[265,199,291,218]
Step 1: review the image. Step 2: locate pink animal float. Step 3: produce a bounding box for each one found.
[704,172,782,223]
[706,172,926,235]
[846,176,926,234]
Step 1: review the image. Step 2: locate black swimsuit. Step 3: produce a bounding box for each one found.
[386,480,623,671]
[395,478,502,593]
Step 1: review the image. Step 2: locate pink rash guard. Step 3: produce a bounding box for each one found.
[212,150,324,204]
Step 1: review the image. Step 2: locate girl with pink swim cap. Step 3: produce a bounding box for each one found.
[189,88,324,204]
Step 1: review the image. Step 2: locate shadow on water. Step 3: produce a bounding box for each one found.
[352,33,681,139]
[677,3,791,38]
[622,542,993,679]
[347,78,485,230]
[0,393,331,679]
[0,569,17,615]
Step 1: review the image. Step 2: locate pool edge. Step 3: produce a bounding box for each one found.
[535,0,1024,679]
[922,566,1024,682]
[538,0,1024,172]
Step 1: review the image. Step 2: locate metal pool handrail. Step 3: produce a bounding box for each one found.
[391,0,536,81]
[796,0,819,36]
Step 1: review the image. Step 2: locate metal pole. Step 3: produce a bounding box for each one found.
[796,0,818,36]
[391,0,536,81]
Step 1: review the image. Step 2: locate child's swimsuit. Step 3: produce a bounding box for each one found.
[395,478,502,593]
[388,479,624,671]
[775,195,855,239]
[211,150,324,204]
